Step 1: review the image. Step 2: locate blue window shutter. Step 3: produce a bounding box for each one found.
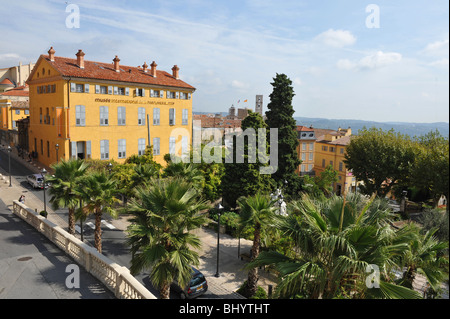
[108,86,113,94]
[95,85,100,94]
[71,141,77,159]
[125,87,130,96]
[85,84,90,93]
[86,141,91,158]
[114,87,118,95]
[70,83,76,92]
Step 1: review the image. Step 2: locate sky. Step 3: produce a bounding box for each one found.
[1,0,448,123]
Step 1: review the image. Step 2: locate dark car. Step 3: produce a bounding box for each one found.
[171,267,208,299]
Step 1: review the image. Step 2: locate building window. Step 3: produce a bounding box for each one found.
[330,160,333,167]
[340,148,345,154]
[153,108,160,125]
[169,108,175,125]
[135,88,145,97]
[150,90,163,98]
[322,159,326,168]
[96,85,108,94]
[100,106,109,125]
[330,146,335,152]
[138,138,146,156]
[117,107,126,125]
[182,109,188,125]
[138,107,146,125]
[301,164,306,172]
[181,136,188,156]
[39,108,42,124]
[40,139,43,155]
[322,146,328,151]
[75,105,86,126]
[301,153,306,161]
[180,92,188,100]
[25,110,29,115]
[169,137,176,155]
[339,162,343,172]
[308,164,314,172]
[309,152,313,161]
[153,137,160,155]
[118,139,126,158]
[47,141,50,157]
[100,140,109,160]
[76,84,84,93]
[310,142,314,151]
[302,143,307,151]
[167,91,176,99]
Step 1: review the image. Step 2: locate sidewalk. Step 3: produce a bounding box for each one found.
[0,175,114,299]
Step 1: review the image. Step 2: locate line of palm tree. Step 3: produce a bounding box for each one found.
[126,177,210,299]
[47,159,89,235]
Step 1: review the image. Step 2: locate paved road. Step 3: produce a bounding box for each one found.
[0,196,115,299]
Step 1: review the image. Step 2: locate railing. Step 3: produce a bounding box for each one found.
[12,201,156,299]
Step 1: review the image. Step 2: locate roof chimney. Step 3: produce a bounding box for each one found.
[172,65,180,79]
[113,55,120,72]
[48,47,55,62]
[150,61,157,77]
[142,62,148,73]
[76,49,85,69]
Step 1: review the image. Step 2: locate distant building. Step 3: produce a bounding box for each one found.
[0,62,35,92]
[255,95,263,116]
[313,127,360,195]
[296,125,316,176]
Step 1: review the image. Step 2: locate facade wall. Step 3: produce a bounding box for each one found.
[27,58,192,167]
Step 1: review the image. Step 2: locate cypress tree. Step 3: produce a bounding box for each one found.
[265,73,302,197]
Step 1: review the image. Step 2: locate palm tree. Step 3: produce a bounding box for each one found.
[126,177,210,299]
[163,161,204,191]
[47,159,89,234]
[75,171,120,253]
[397,224,448,292]
[237,193,277,298]
[247,193,423,299]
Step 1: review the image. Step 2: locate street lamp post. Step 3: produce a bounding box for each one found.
[55,144,59,163]
[107,162,113,174]
[7,146,12,187]
[41,168,47,216]
[215,203,224,278]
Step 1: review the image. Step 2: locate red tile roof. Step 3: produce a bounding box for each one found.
[296,125,314,132]
[34,55,195,90]
[0,85,29,97]
[0,78,14,85]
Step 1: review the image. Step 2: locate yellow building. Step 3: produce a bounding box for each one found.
[296,125,316,176]
[0,98,30,146]
[314,127,357,195]
[26,47,195,167]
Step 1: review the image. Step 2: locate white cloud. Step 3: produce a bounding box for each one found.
[231,80,249,90]
[315,29,356,48]
[337,51,402,70]
[429,58,449,68]
[422,38,449,57]
[293,77,303,86]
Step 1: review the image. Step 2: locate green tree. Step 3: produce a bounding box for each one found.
[344,127,417,197]
[247,193,423,299]
[265,73,302,197]
[237,193,277,298]
[222,111,275,207]
[412,130,449,209]
[163,161,205,191]
[47,159,89,235]
[302,165,338,198]
[75,171,120,253]
[126,177,210,299]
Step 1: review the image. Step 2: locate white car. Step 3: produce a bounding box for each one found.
[27,174,46,189]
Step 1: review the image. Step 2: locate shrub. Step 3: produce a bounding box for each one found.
[236,280,268,299]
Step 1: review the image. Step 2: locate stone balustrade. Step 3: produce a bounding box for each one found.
[12,200,156,299]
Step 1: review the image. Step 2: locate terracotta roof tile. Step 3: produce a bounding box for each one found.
[0,78,14,85]
[40,55,195,90]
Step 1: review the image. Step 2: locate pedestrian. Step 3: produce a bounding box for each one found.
[18,195,25,204]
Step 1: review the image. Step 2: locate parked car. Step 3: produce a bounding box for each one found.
[27,174,48,189]
[171,267,208,299]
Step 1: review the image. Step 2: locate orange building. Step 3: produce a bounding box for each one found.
[25,47,195,167]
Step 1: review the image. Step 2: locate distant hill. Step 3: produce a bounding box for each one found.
[193,112,449,137]
[295,117,449,138]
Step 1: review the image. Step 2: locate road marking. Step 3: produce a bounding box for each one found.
[101,220,116,229]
